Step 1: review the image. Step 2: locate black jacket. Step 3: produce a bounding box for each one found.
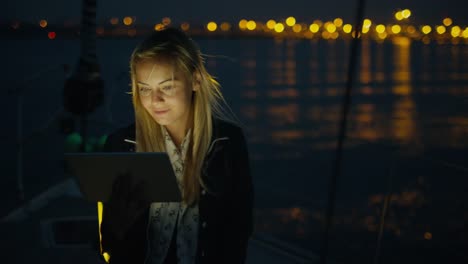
[100,118,254,264]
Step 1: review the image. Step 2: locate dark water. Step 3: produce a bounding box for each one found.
[2,37,467,263]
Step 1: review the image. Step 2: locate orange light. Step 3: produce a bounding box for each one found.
[407,26,416,34]
[123,17,133,26]
[162,17,171,25]
[110,17,119,25]
[48,31,56,39]
[181,22,190,31]
[333,18,343,27]
[443,18,452,27]
[266,20,276,30]
[220,22,231,31]
[39,20,47,28]
[154,23,164,31]
[292,24,302,33]
[239,19,247,30]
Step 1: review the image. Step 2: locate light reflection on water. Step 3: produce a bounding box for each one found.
[229,38,467,262]
[234,38,468,158]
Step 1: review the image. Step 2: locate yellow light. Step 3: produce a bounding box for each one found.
[463,28,468,38]
[362,27,370,34]
[451,26,461,37]
[309,23,319,33]
[162,17,171,25]
[123,17,133,26]
[286,17,296,26]
[422,25,431,34]
[443,18,452,26]
[395,11,403,21]
[313,20,323,27]
[181,22,190,31]
[378,32,387,39]
[436,25,446,34]
[293,24,302,33]
[274,23,285,33]
[326,23,336,33]
[407,26,416,34]
[110,17,119,25]
[154,23,164,31]
[39,19,47,28]
[266,20,276,30]
[363,19,372,28]
[239,19,247,30]
[333,18,343,27]
[343,24,352,33]
[207,22,217,32]
[220,22,231,31]
[246,20,256,30]
[375,24,386,34]
[401,9,411,19]
[391,25,401,34]
[331,32,339,39]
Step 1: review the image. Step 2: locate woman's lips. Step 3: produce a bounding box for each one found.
[154,109,169,115]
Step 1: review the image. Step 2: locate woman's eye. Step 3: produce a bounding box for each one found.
[139,87,151,93]
[161,85,173,91]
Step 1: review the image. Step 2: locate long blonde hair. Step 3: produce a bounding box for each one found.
[129,28,230,205]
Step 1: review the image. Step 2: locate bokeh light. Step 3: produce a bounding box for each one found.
[207,21,217,32]
[443,18,453,27]
[39,20,47,28]
[266,20,276,30]
[391,25,401,34]
[274,23,285,33]
[422,25,432,34]
[220,22,231,31]
[343,24,352,33]
[436,25,446,34]
[401,9,411,19]
[123,17,133,26]
[239,19,247,30]
[309,23,320,33]
[375,24,386,34]
[333,18,343,27]
[286,17,296,26]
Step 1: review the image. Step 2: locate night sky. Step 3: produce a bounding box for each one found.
[3,0,468,25]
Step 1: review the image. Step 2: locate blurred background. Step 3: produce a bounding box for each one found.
[1,0,467,263]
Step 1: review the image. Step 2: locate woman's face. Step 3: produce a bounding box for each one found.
[135,59,195,135]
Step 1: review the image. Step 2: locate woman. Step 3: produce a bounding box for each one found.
[99,27,254,264]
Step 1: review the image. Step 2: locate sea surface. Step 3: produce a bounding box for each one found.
[1,36,467,263]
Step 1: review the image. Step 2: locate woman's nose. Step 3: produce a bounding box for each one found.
[151,89,164,102]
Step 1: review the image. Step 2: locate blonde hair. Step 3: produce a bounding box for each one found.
[129,28,231,205]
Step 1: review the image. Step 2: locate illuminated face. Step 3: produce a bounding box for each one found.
[136,59,196,135]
